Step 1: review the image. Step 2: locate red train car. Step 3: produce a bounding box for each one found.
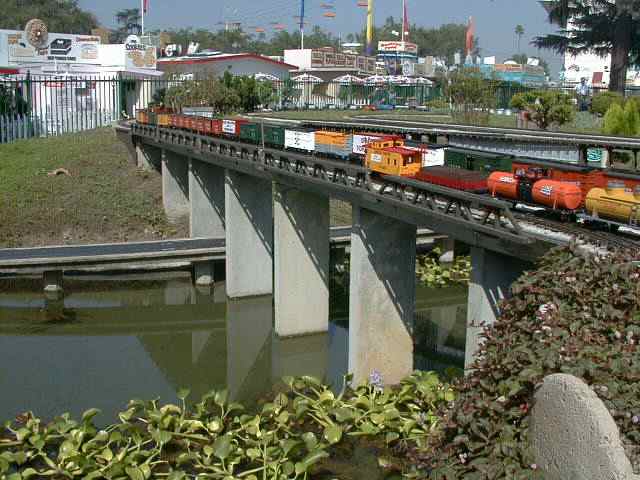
[413,166,488,193]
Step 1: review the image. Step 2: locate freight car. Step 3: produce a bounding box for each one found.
[488,168,583,215]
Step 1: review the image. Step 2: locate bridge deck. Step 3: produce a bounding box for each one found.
[0,228,442,273]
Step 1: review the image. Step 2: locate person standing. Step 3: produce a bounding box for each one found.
[575,77,590,112]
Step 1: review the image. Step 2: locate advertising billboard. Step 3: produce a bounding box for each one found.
[0,29,101,65]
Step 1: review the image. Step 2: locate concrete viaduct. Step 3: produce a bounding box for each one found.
[120,122,553,385]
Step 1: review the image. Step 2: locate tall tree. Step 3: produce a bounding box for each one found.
[515,24,525,53]
[1,0,98,33]
[534,0,640,93]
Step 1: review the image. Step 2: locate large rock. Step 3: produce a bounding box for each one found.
[530,373,639,480]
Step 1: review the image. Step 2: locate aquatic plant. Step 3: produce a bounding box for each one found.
[0,372,454,479]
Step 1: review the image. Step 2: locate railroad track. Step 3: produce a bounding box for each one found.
[512,211,640,250]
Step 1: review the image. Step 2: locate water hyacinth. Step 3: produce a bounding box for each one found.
[0,372,455,479]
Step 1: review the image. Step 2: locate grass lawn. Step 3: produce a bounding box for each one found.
[0,128,354,248]
[254,109,605,135]
[0,128,187,248]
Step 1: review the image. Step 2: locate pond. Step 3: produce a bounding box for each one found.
[0,257,467,424]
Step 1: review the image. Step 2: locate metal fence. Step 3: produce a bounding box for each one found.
[0,75,159,144]
[2,74,640,145]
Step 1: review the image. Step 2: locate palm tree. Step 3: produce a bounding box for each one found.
[515,24,525,53]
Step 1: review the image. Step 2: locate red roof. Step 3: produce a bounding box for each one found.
[383,146,420,156]
[158,53,296,69]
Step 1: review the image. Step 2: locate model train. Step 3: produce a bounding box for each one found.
[135,110,640,231]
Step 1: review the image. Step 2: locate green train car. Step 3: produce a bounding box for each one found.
[445,147,513,173]
[239,123,286,148]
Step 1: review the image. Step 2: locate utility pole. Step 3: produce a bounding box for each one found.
[300,0,305,50]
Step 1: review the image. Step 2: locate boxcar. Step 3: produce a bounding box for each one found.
[222,119,248,137]
[285,129,315,152]
[239,122,261,144]
[156,112,171,127]
[136,110,149,124]
[352,133,386,156]
[315,131,353,159]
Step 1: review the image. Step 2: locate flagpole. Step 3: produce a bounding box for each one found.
[141,0,145,36]
[401,0,405,42]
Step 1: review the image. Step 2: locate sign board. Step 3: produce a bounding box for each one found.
[370,153,383,163]
[284,129,315,152]
[124,35,157,69]
[1,29,101,65]
[222,119,236,135]
[378,41,418,54]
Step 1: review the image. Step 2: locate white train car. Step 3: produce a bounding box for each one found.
[284,129,316,152]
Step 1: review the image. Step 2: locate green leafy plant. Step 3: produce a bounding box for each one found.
[0,373,453,479]
[603,100,640,136]
[590,91,625,116]
[415,246,640,479]
[416,249,471,288]
[510,90,575,130]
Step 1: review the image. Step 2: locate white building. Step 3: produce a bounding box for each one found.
[0,28,161,133]
[157,53,295,79]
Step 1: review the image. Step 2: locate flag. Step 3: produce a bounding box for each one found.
[143,0,149,13]
[402,0,410,40]
[465,17,475,56]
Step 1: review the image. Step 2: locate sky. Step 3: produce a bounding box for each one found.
[78,0,564,74]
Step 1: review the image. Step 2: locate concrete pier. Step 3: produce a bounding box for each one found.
[136,143,161,171]
[226,296,273,400]
[348,206,417,386]
[224,170,273,298]
[43,270,63,294]
[465,247,529,368]
[274,185,330,337]
[189,160,225,238]
[162,150,189,221]
[193,261,215,287]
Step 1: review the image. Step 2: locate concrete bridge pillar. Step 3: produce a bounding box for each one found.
[43,270,63,295]
[224,170,273,298]
[274,184,330,337]
[189,159,225,239]
[136,143,161,171]
[162,150,189,221]
[348,206,417,386]
[465,247,530,369]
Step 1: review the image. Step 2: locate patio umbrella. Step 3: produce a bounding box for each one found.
[333,74,364,84]
[364,75,389,85]
[414,77,434,85]
[292,73,323,83]
[253,72,279,82]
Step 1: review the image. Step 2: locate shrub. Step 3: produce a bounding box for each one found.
[603,100,640,136]
[415,246,640,479]
[510,90,575,130]
[424,98,450,111]
[591,91,625,116]
[446,68,497,126]
[0,373,454,479]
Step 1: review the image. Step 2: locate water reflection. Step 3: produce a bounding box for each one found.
[0,270,467,423]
